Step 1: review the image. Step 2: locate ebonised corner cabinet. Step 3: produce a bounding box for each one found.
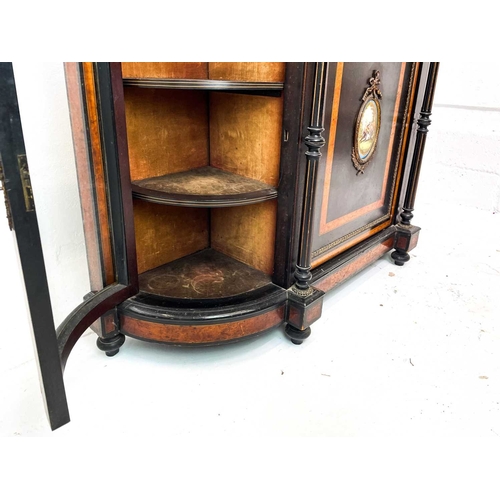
[0,62,439,429]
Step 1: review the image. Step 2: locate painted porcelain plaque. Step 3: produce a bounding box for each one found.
[352,70,382,175]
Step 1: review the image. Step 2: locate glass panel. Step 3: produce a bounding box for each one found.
[12,62,114,328]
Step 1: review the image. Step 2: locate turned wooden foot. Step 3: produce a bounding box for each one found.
[392,223,420,267]
[391,248,411,266]
[96,333,125,357]
[285,325,311,345]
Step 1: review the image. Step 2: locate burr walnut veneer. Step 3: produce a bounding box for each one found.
[65,62,438,351]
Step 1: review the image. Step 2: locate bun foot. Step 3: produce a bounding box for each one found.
[285,325,311,345]
[96,333,125,357]
[391,249,410,266]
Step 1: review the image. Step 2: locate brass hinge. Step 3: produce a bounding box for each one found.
[17,154,35,212]
[0,156,13,231]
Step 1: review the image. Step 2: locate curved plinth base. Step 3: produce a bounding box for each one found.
[118,285,287,346]
[285,325,311,345]
[119,307,284,346]
[96,333,125,357]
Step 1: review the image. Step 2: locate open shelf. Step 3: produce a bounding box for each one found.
[123,63,283,283]
[123,78,284,92]
[132,166,278,207]
[138,248,272,300]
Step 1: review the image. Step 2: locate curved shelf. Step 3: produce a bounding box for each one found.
[132,166,278,207]
[137,248,272,301]
[123,78,284,91]
[117,248,287,345]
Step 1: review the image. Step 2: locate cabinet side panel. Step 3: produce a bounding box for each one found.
[133,199,209,274]
[211,200,277,275]
[209,93,283,187]
[208,63,285,82]
[65,62,102,289]
[124,88,209,181]
[121,63,208,79]
[65,62,115,289]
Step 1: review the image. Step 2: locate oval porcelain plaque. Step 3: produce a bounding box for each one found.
[352,70,382,175]
[356,98,380,162]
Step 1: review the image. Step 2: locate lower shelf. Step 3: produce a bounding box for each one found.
[118,248,286,345]
[138,248,272,300]
[119,249,286,345]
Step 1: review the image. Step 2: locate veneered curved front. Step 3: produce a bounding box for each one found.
[119,305,285,345]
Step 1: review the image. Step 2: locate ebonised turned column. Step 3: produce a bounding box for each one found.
[285,63,328,344]
[392,62,440,266]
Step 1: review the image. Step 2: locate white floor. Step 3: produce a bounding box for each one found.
[1,157,499,437]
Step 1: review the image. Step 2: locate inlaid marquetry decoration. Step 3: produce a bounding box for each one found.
[352,70,382,175]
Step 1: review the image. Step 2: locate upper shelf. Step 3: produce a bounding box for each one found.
[123,78,284,95]
[131,166,278,208]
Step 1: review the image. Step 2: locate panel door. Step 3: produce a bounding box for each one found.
[310,62,419,267]
[0,62,137,430]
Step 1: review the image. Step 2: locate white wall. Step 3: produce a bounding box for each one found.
[424,63,500,213]
[11,63,90,326]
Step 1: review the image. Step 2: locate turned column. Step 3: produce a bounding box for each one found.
[285,63,328,345]
[392,62,440,266]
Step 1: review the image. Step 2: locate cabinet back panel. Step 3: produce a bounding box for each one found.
[124,88,209,181]
[133,199,209,274]
[122,63,208,79]
[209,93,283,187]
[209,63,285,82]
[211,200,277,275]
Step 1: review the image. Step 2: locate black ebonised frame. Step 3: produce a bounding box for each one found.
[0,62,138,430]
[0,62,69,430]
